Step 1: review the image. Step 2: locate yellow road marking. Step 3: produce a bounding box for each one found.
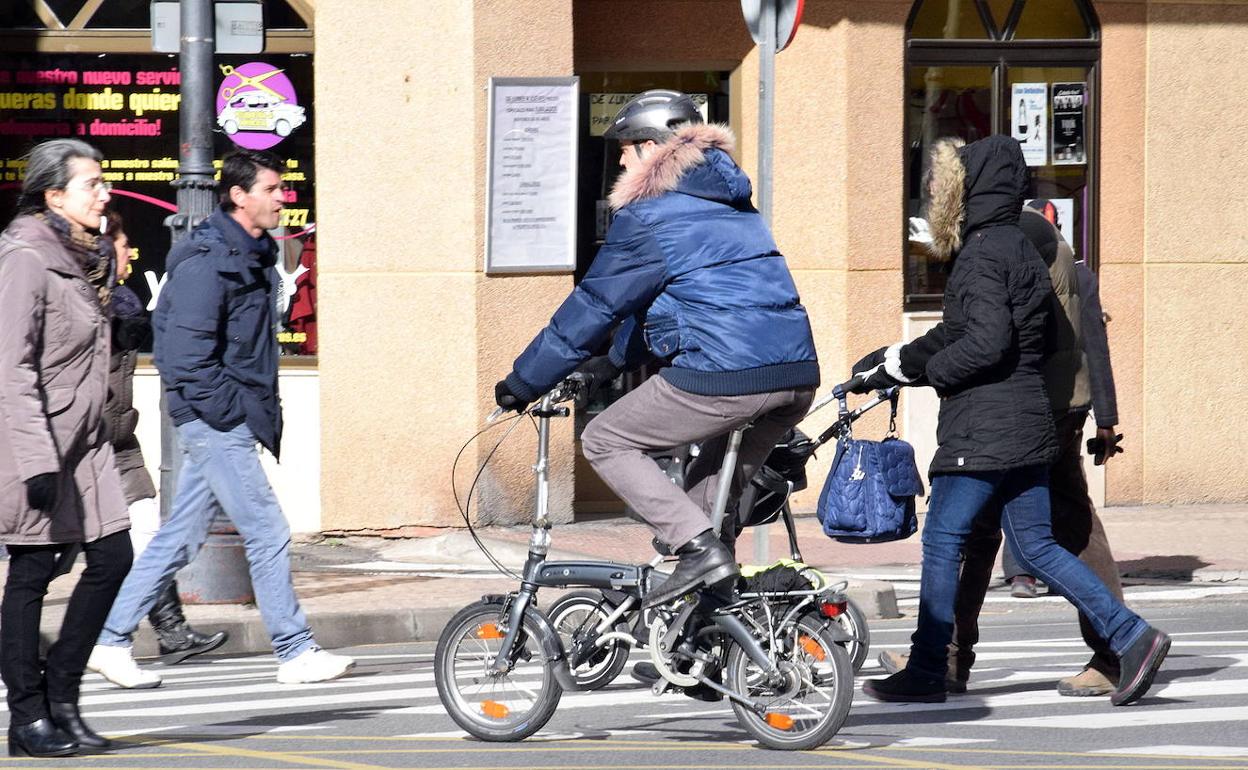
[169,740,389,770]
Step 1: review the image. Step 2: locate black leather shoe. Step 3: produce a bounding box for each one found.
[49,702,109,750]
[8,718,79,757]
[862,669,947,704]
[156,627,229,665]
[643,530,739,609]
[1111,626,1170,706]
[631,661,660,685]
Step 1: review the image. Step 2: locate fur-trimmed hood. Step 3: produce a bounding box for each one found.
[925,134,1028,259]
[608,123,747,210]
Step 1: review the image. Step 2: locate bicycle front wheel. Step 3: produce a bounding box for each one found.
[434,601,562,741]
[725,613,853,751]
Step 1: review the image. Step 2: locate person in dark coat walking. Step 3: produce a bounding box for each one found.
[99,211,229,674]
[849,135,1168,707]
[0,139,133,756]
[89,150,353,688]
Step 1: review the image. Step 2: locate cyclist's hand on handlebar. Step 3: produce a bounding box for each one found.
[494,379,530,412]
[574,355,621,396]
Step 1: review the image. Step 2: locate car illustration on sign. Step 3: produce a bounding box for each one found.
[217,90,307,137]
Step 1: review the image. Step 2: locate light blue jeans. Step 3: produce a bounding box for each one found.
[98,420,314,662]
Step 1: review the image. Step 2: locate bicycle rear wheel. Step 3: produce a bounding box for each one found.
[725,613,853,751]
[434,601,562,741]
[547,591,631,690]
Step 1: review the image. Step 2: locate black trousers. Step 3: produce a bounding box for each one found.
[1,530,132,726]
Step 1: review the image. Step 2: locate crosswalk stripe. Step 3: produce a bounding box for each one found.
[962,706,1248,729]
[1093,744,1248,757]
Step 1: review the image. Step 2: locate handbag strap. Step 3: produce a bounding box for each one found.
[837,387,901,440]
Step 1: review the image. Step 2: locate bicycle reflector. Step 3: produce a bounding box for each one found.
[799,634,827,662]
[819,600,846,618]
[764,713,794,730]
[476,623,504,640]
[481,701,510,719]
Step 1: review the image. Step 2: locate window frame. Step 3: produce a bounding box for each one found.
[903,0,1101,310]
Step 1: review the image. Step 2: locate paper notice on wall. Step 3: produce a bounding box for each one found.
[1012,83,1048,167]
[589,92,708,137]
[486,77,579,273]
[1051,82,1087,166]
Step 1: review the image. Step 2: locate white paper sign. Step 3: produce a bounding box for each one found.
[485,77,579,273]
[1012,82,1048,167]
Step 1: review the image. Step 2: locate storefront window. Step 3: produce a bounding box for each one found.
[0,0,315,355]
[904,0,1100,309]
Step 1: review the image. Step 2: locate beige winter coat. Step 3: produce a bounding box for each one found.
[0,215,128,545]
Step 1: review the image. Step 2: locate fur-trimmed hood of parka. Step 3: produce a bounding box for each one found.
[926,134,1029,260]
[609,123,747,210]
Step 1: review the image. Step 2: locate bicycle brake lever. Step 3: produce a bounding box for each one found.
[487,406,506,424]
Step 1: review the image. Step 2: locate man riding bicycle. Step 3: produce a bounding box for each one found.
[495,90,819,609]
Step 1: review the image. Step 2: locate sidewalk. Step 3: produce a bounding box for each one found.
[15,502,1247,659]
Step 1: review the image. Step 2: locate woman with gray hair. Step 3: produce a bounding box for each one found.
[0,139,133,756]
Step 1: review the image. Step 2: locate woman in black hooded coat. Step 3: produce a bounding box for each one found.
[849,135,1168,707]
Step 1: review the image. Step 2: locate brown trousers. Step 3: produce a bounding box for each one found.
[952,409,1125,678]
[582,375,814,550]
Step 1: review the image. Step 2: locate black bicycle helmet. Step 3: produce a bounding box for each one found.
[603,89,704,143]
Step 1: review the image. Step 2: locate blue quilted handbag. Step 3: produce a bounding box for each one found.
[816,395,924,543]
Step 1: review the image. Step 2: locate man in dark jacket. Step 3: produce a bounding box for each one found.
[90,150,354,687]
[850,135,1167,708]
[494,91,819,608]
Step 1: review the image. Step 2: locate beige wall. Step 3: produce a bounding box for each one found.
[316,1,575,529]
[1140,2,1248,501]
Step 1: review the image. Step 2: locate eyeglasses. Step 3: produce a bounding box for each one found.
[72,179,112,194]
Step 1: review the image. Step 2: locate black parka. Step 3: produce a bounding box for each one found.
[898,135,1057,474]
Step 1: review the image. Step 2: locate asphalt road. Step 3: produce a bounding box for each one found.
[4,581,1247,769]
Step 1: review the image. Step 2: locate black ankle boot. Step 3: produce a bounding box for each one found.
[8,718,79,757]
[1111,626,1170,706]
[643,530,739,609]
[149,581,229,664]
[49,702,109,750]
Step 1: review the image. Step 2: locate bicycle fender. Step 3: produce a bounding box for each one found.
[475,595,581,693]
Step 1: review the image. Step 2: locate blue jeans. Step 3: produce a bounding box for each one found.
[907,464,1147,681]
[98,420,314,661]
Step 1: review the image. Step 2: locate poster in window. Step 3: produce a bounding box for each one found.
[0,53,318,355]
[1011,83,1048,167]
[1051,82,1087,166]
[1025,197,1076,256]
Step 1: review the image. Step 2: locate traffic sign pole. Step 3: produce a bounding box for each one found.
[754,0,777,566]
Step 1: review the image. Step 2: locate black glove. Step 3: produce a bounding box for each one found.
[847,364,900,394]
[852,346,888,375]
[575,355,621,396]
[494,379,530,413]
[25,472,59,511]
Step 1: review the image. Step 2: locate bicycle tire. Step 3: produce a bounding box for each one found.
[434,601,562,741]
[725,613,853,751]
[547,591,631,690]
[836,597,871,673]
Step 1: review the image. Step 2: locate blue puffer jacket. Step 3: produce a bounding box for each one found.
[153,208,282,457]
[507,123,819,401]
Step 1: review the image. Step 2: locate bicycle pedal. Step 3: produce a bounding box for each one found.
[651,679,672,696]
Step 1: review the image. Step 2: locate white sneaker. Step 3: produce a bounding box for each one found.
[87,644,162,689]
[276,648,355,684]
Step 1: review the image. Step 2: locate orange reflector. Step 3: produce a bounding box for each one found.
[765,712,794,730]
[476,623,504,640]
[799,634,827,661]
[480,700,510,719]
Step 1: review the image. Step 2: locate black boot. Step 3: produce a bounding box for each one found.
[1111,626,1170,706]
[148,581,229,665]
[643,530,739,609]
[49,703,110,750]
[8,718,78,757]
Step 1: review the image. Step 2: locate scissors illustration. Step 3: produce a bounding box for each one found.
[219,64,285,101]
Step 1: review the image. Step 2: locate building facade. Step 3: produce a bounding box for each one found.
[3,1,1245,533]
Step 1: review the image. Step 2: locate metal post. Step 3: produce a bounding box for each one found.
[753,0,777,566]
[162,0,254,603]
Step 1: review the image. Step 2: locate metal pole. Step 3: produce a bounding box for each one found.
[162,0,254,603]
[753,0,777,566]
